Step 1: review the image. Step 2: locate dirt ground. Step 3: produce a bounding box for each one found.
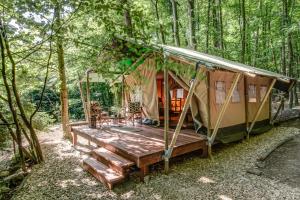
[8,122,299,200]
[259,119,300,188]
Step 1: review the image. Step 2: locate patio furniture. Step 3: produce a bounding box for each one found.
[126,102,142,126]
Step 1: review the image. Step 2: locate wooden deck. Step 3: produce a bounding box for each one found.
[71,125,207,168]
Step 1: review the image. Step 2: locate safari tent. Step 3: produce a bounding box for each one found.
[123,45,296,144]
[72,43,296,189]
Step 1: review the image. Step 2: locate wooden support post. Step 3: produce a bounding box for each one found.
[208,73,242,157]
[86,70,91,125]
[121,75,125,109]
[163,56,170,173]
[79,81,88,122]
[72,132,77,146]
[165,66,204,159]
[247,79,276,135]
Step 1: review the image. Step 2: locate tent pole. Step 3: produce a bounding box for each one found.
[163,55,170,173]
[244,76,249,139]
[271,96,284,125]
[247,79,276,136]
[206,71,211,138]
[208,73,241,157]
[164,64,204,160]
[79,81,88,122]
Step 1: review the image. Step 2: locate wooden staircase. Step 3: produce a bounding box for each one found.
[82,147,134,190]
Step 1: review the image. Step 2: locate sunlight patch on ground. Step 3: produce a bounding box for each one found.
[198,176,216,184]
[58,179,80,188]
[120,190,135,199]
[219,195,233,200]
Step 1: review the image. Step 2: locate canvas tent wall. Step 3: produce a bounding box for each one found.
[123,49,295,135]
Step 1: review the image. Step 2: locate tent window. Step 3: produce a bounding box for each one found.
[260,85,267,102]
[231,83,240,103]
[248,84,257,102]
[215,81,226,104]
[177,88,184,98]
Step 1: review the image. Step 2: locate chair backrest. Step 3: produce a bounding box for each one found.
[128,102,141,113]
[90,101,101,115]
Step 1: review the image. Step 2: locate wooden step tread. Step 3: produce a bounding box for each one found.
[93,147,134,168]
[83,157,124,184]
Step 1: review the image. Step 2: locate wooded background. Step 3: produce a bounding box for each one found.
[0,0,299,160]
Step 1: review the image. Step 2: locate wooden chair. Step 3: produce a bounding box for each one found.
[90,101,110,127]
[126,102,142,126]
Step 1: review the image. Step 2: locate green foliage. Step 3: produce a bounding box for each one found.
[32,112,56,131]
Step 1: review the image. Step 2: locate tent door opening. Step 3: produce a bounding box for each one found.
[156,71,194,128]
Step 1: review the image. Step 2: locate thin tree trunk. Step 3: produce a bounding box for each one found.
[187,0,196,50]
[122,0,133,37]
[206,0,211,53]
[281,0,287,75]
[55,2,70,137]
[151,0,165,44]
[170,0,180,46]
[1,20,43,163]
[240,0,246,63]
[0,23,26,171]
[219,0,224,55]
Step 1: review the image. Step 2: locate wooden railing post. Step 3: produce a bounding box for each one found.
[247,79,276,136]
[208,73,241,157]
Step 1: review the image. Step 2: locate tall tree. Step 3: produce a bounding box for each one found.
[151,0,166,44]
[187,0,197,50]
[240,0,246,63]
[122,0,133,37]
[54,1,70,137]
[170,0,180,46]
[206,0,211,53]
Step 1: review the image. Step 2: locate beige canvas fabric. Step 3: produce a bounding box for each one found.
[178,67,208,128]
[246,76,271,122]
[125,58,159,121]
[124,57,271,130]
[209,70,246,128]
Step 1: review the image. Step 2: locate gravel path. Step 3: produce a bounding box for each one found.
[12,125,300,200]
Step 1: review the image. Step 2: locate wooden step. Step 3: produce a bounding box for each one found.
[92,147,135,175]
[82,157,124,190]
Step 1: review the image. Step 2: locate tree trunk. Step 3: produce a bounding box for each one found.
[206,0,211,53]
[187,0,196,50]
[1,20,43,163]
[151,0,165,44]
[240,0,246,63]
[122,0,133,37]
[170,0,180,46]
[0,23,26,171]
[281,0,288,75]
[55,2,70,137]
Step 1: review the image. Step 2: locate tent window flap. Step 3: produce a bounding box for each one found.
[248,84,257,102]
[215,81,226,104]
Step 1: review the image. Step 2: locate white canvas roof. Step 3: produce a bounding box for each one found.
[160,45,294,83]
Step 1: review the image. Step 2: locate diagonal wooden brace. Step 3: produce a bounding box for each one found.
[247,79,276,135]
[270,95,285,125]
[164,66,204,159]
[208,73,241,155]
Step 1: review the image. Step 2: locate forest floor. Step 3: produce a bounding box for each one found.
[9,120,300,200]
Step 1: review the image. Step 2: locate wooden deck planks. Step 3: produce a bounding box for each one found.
[72,125,207,167]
